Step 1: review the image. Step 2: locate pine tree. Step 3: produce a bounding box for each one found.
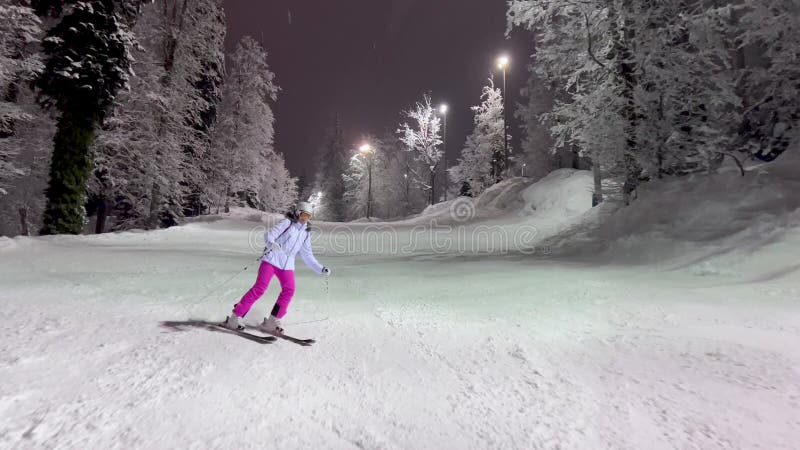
[210,36,280,211]
[260,152,298,213]
[35,1,139,234]
[313,115,349,221]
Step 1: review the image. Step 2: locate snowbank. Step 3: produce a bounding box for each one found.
[546,150,800,277]
[519,169,594,220]
[407,170,593,229]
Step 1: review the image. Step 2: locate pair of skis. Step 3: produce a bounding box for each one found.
[160,320,315,346]
[215,323,316,347]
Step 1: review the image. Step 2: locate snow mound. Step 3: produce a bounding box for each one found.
[409,178,536,224]
[519,169,594,220]
[473,177,535,215]
[549,149,800,276]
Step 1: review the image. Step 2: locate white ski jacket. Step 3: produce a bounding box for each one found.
[262,218,324,273]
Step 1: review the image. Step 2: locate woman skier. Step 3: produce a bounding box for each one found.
[224,201,330,334]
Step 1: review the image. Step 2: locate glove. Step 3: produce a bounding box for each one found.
[321,267,331,276]
[265,242,282,253]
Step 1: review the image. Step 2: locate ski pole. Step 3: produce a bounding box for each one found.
[195,253,263,305]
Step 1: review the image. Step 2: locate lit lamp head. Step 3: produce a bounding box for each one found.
[359,143,372,155]
[439,104,448,115]
[497,55,510,70]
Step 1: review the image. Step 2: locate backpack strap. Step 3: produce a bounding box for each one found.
[276,220,292,241]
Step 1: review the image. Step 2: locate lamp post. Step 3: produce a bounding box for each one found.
[497,55,509,178]
[439,103,448,200]
[359,143,374,219]
[403,171,409,216]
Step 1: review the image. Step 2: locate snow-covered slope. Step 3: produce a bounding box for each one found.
[1,160,799,449]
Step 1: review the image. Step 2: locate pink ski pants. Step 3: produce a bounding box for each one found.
[233,262,295,319]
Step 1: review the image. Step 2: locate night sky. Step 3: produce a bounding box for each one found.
[223,0,532,182]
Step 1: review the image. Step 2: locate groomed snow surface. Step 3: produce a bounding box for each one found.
[2,158,799,449]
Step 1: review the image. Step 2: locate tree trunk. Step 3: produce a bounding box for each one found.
[95,196,108,234]
[610,0,641,206]
[592,162,603,207]
[148,182,162,229]
[18,206,29,236]
[429,169,436,205]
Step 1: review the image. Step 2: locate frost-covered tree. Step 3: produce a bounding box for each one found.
[0,89,54,237]
[516,54,584,178]
[509,1,615,204]
[180,0,225,216]
[630,2,739,177]
[342,133,419,220]
[379,131,426,218]
[313,115,349,221]
[259,152,298,213]
[342,146,371,219]
[343,136,382,220]
[450,78,506,197]
[35,0,140,234]
[0,2,43,195]
[736,0,800,159]
[397,94,443,205]
[91,0,226,231]
[508,0,742,206]
[210,36,280,211]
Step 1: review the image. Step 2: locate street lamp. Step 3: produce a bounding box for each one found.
[439,103,448,201]
[359,143,374,219]
[496,55,510,178]
[497,55,509,70]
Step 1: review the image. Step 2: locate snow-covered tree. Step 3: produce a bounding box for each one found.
[397,94,443,205]
[0,2,43,195]
[210,36,280,211]
[508,0,742,205]
[515,56,582,178]
[35,0,140,234]
[626,2,741,180]
[342,146,371,219]
[180,0,225,217]
[91,0,226,231]
[313,115,349,221]
[341,133,421,220]
[0,88,54,237]
[450,78,506,197]
[379,131,426,218]
[260,152,298,213]
[736,0,800,159]
[508,1,613,204]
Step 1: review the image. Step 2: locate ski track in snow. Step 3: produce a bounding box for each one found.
[1,212,800,448]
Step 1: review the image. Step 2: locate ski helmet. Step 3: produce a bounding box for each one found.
[297,201,314,215]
